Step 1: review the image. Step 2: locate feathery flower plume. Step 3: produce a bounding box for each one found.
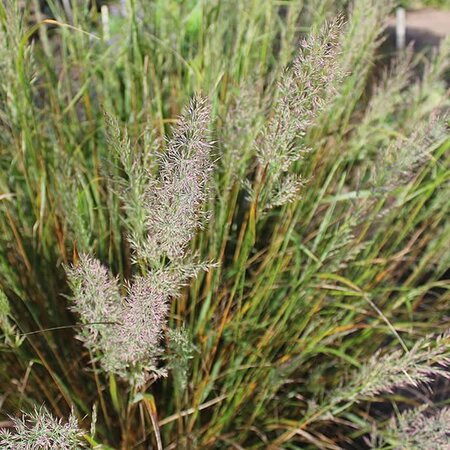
[67,256,175,383]
[220,81,263,181]
[253,17,344,210]
[352,47,414,157]
[68,96,214,383]
[66,254,125,374]
[310,334,450,426]
[166,327,195,393]
[115,263,207,386]
[372,114,448,195]
[337,333,450,402]
[0,405,86,450]
[136,96,213,263]
[371,406,450,450]
[105,112,154,251]
[339,0,392,73]
[120,271,176,365]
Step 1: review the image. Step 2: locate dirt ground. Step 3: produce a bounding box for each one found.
[385,8,450,51]
[401,8,450,37]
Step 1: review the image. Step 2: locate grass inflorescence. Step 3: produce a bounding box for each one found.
[0,0,449,448]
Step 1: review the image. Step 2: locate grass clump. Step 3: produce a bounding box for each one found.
[0,0,449,448]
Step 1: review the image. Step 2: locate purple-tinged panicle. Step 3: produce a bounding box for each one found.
[68,96,216,384]
[66,254,122,359]
[0,405,86,450]
[119,273,172,367]
[136,96,213,262]
[254,17,345,211]
[336,332,450,403]
[67,256,181,384]
[370,406,450,449]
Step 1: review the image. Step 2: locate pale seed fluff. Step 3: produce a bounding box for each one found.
[372,114,448,195]
[312,333,450,425]
[118,272,174,370]
[136,96,213,263]
[0,405,86,450]
[67,255,175,385]
[66,254,124,375]
[371,406,450,450]
[253,17,344,210]
[67,96,215,384]
[336,333,450,404]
